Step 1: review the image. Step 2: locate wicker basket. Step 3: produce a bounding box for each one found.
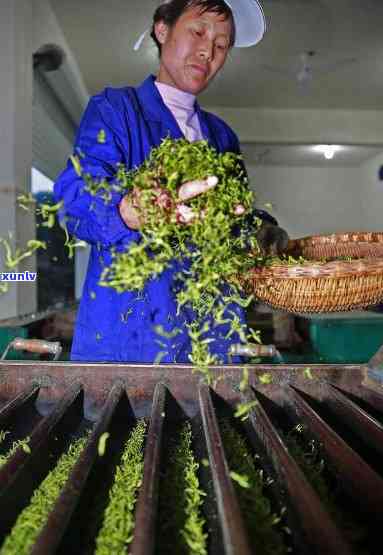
[244,232,383,313]
[288,231,383,260]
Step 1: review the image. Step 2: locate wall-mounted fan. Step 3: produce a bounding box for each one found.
[260,50,357,91]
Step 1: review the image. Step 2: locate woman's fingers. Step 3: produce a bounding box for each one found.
[153,188,173,210]
[178,176,218,201]
[125,176,244,227]
[175,204,198,224]
[234,204,246,216]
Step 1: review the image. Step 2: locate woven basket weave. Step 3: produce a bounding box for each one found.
[244,232,383,313]
[288,231,383,260]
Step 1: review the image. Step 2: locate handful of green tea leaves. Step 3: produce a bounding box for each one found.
[100,138,256,292]
[96,138,260,367]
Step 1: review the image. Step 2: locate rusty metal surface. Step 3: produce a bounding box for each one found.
[326,383,383,459]
[0,361,382,553]
[356,385,383,413]
[289,385,383,523]
[0,383,39,422]
[0,383,84,538]
[130,383,166,555]
[0,383,82,489]
[0,361,369,414]
[242,387,353,555]
[30,383,124,555]
[199,384,252,555]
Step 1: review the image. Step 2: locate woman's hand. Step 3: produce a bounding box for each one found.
[176,176,218,223]
[118,175,247,229]
[119,176,219,229]
[118,188,144,230]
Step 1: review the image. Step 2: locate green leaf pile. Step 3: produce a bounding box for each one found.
[95,420,146,554]
[157,421,207,555]
[0,434,88,555]
[0,431,30,468]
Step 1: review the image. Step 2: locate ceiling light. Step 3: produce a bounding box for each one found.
[313,145,341,160]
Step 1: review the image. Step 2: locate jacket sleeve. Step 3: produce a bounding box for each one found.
[53,93,140,248]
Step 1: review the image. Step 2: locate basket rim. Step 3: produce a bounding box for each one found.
[288,231,383,250]
[247,257,383,279]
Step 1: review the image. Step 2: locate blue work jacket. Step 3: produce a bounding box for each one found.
[54,74,247,363]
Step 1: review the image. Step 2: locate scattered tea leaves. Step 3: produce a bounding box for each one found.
[234,400,258,421]
[0,436,30,468]
[259,373,273,385]
[37,201,63,229]
[98,432,110,457]
[0,283,9,294]
[17,193,35,212]
[153,325,182,339]
[97,129,106,144]
[95,420,146,555]
[0,238,46,269]
[284,425,368,550]
[303,367,313,379]
[0,430,9,444]
[70,154,83,177]
[220,420,285,555]
[21,443,31,454]
[229,471,250,488]
[154,350,168,365]
[239,367,249,392]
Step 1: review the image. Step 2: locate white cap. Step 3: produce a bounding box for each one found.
[225,0,266,47]
[134,0,266,51]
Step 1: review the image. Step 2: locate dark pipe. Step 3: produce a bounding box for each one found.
[33,44,65,72]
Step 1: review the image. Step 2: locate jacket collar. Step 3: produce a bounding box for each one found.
[135,74,218,149]
[136,74,199,122]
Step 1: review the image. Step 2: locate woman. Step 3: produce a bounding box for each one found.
[54,0,283,363]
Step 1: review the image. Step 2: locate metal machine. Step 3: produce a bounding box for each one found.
[1,338,383,553]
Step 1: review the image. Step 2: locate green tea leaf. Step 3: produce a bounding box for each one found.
[98,432,110,457]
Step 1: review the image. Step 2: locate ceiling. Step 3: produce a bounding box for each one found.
[49,0,383,110]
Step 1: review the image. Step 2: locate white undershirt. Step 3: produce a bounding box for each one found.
[155,80,204,142]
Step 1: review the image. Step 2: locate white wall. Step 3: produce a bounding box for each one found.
[246,164,365,238]
[359,152,383,231]
[246,148,383,239]
[210,106,383,145]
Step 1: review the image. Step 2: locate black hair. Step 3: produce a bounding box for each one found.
[150,0,235,56]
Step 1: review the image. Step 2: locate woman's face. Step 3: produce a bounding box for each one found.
[155,5,232,95]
